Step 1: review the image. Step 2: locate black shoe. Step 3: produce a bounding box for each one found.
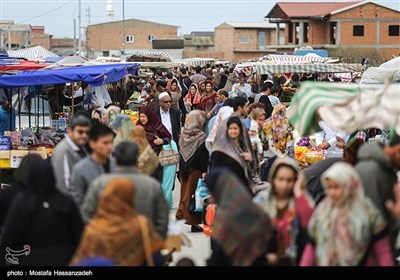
[191,225,203,232]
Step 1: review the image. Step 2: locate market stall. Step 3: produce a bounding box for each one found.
[0,63,139,170]
[287,81,400,137]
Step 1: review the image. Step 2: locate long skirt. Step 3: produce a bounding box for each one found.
[175,169,202,226]
[161,140,178,208]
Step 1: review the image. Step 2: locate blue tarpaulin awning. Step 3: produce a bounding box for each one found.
[0,63,139,87]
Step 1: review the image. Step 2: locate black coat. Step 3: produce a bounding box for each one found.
[155,108,181,150]
[210,151,252,196]
[0,191,83,266]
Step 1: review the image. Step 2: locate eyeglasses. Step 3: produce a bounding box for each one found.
[162,100,173,104]
[76,129,89,135]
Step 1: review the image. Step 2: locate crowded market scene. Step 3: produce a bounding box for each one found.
[0,0,400,270]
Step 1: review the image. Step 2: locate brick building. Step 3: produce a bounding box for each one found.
[265,1,400,59]
[30,26,52,50]
[86,18,178,58]
[183,31,224,59]
[214,22,285,62]
[51,38,77,56]
[0,20,31,49]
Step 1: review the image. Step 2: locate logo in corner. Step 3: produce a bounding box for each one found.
[5,245,30,265]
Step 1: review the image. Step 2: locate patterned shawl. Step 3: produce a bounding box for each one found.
[179,110,207,162]
[111,114,134,148]
[254,158,310,257]
[308,162,387,266]
[70,178,164,266]
[212,115,257,178]
[205,168,272,266]
[206,106,234,151]
[263,104,293,157]
[130,126,159,175]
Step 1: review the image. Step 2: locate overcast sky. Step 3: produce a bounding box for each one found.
[0,0,399,38]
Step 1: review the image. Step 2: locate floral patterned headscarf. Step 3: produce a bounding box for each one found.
[263,104,293,156]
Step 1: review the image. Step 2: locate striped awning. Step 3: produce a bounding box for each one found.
[253,62,363,74]
[128,50,215,67]
[287,82,400,136]
[261,54,329,63]
[8,46,59,59]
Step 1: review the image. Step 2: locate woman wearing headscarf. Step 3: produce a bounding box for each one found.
[300,162,394,266]
[167,78,181,111]
[137,106,172,181]
[129,125,160,176]
[0,154,40,229]
[0,155,83,266]
[205,106,234,152]
[253,158,314,265]
[91,107,105,124]
[210,116,254,194]
[205,168,272,266]
[200,80,217,114]
[136,106,171,155]
[70,178,164,266]
[263,104,294,159]
[111,114,134,148]
[104,105,121,127]
[176,110,209,230]
[248,107,267,158]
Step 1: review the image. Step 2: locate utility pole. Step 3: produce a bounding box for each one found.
[78,0,81,56]
[86,6,91,25]
[8,26,11,50]
[122,0,125,55]
[73,19,76,53]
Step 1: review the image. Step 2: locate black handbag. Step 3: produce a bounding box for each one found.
[188,193,196,214]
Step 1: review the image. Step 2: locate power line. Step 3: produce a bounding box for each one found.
[15,0,75,24]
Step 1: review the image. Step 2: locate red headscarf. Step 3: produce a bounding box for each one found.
[137,106,171,153]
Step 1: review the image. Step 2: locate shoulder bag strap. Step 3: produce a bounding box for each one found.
[138,216,154,266]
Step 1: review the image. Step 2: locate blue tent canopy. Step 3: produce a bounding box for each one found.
[0,63,139,87]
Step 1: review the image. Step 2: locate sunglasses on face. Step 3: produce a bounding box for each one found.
[162,100,173,104]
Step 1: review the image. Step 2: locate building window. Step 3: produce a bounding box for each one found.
[353,25,364,37]
[240,35,249,44]
[288,23,293,43]
[125,35,134,43]
[103,51,110,57]
[303,22,309,43]
[330,22,336,44]
[148,35,156,41]
[258,32,265,49]
[389,25,399,36]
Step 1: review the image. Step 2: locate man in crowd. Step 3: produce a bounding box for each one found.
[155,92,181,150]
[69,123,115,206]
[179,67,192,125]
[190,66,207,85]
[0,96,16,135]
[206,90,229,119]
[229,73,253,100]
[81,141,169,238]
[52,115,90,195]
[232,96,251,130]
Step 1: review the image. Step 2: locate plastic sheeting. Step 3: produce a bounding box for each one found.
[0,63,139,87]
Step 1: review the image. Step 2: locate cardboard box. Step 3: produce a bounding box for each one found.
[0,150,11,168]
[164,235,181,252]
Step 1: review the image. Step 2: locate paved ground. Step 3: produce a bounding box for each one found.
[168,178,211,266]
